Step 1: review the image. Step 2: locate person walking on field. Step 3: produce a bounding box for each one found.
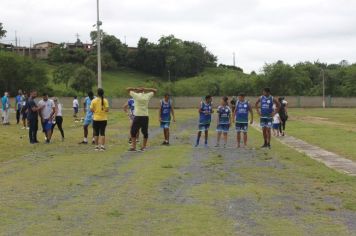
[195,95,214,148]
[278,97,288,136]
[159,94,176,145]
[21,92,29,129]
[255,88,280,149]
[234,93,253,148]
[123,97,139,144]
[15,90,25,125]
[126,87,157,152]
[2,92,10,125]
[90,88,109,151]
[27,90,43,144]
[38,93,55,144]
[73,96,79,120]
[215,96,231,148]
[79,91,95,144]
[51,98,65,141]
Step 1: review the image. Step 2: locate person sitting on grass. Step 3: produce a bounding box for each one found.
[159,94,176,146]
[234,93,253,148]
[215,96,231,148]
[126,87,157,152]
[90,88,109,151]
[195,95,213,148]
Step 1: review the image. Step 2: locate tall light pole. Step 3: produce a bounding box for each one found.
[321,69,326,108]
[96,0,102,88]
[233,52,236,67]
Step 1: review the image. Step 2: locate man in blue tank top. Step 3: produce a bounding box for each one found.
[215,96,231,148]
[159,94,176,145]
[255,88,280,149]
[195,95,213,147]
[234,93,253,148]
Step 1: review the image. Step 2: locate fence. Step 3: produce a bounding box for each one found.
[5,96,356,109]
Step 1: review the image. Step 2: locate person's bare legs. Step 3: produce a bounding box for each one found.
[216,131,222,146]
[237,132,241,148]
[223,132,228,147]
[243,133,248,147]
[204,130,209,146]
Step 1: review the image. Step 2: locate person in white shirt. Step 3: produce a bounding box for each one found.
[51,97,65,141]
[73,96,79,120]
[272,112,281,136]
[38,93,55,143]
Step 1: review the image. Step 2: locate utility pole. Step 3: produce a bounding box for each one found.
[322,69,326,108]
[15,31,17,47]
[233,52,236,67]
[96,0,102,89]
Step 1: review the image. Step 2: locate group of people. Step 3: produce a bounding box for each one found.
[1,87,288,151]
[195,88,288,149]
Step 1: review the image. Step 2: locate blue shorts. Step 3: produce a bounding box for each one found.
[199,124,210,132]
[260,117,273,128]
[42,119,52,132]
[73,107,79,113]
[236,122,248,133]
[83,118,92,126]
[273,123,280,129]
[160,122,171,129]
[216,124,230,133]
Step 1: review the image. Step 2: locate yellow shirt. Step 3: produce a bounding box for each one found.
[130,91,154,116]
[90,97,109,121]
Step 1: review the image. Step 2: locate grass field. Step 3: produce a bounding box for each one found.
[0,109,355,235]
[287,108,356,161]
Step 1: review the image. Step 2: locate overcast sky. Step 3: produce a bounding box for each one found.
[1,0,356,72]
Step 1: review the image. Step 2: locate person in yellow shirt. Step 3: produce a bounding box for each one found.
[90,88,109,151]
[126,87,157,152]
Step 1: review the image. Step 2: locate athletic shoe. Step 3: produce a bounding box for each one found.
[26,127,29,130]
[79,141,88,144]
[61,137,65,142]
[128,138,132,144]
[92,140,95,145]
[140,147,146,152]
[261,144,268,148]
[128,148,137,152]
[100,146,106,151]
[223,144,227,148]
[21,127,26,130]
[214,144,220,148]
[204,144,209,148]
[267,144,271,149]
[94,146,100,151]
[194,143,199,147]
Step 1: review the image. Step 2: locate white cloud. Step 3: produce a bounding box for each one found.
[1,0,356,72]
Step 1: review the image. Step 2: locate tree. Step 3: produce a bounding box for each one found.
[53,64,75,89]
[0,23,6,39]
[71,66,96,95]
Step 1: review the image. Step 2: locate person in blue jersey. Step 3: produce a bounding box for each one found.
[215,96,231,148]
[123,97,139,144]
[15,89,25,125]
[159,94,176,145]
[234,93,253,148]
[195,95,214,147]
[79,91,95,144]
[255,88,280,149]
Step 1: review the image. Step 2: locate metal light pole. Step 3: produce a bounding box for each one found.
[96,0,102,88]
[322,69,326,108]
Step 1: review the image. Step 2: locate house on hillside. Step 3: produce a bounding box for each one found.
[65,39,93,52]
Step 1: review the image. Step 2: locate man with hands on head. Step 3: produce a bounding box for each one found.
[38,93,55,144]
[126,87,157,152]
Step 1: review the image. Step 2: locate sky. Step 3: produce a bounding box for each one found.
[1,0,356,72]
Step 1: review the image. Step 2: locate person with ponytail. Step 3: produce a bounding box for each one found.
[90,88,109,151]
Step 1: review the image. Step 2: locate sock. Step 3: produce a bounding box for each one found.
[196,137,200,145]
[205,139,208,145]
[84,138,88,142]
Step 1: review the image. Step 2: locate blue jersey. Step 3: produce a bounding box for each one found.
[260,96,274,118]
[16,95,23,110]
[235,100,250,123]
[199,102,212,125]
[160,100,172,122]
[217,105,231,125]
[84,97,93,119]
[128,98,135,115]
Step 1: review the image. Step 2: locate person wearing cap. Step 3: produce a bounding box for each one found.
[159,94,176,145]
[126,87,157,152]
